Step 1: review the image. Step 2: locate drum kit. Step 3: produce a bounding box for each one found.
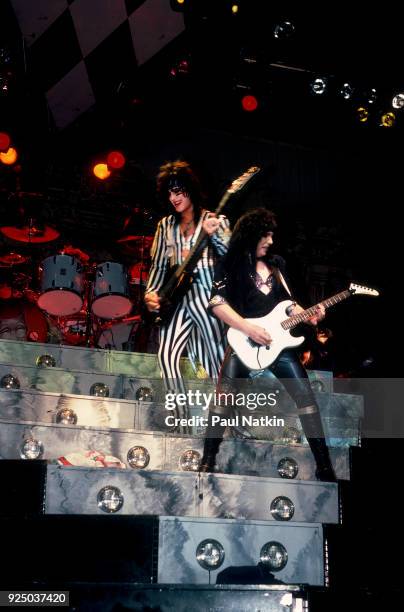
[0,210,154,350]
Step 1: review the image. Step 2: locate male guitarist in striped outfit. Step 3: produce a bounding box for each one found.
[144,160,230,400]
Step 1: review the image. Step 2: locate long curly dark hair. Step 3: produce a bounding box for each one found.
[156,160,205,222]
[221,208,279,308]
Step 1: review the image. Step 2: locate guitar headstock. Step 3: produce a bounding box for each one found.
[227,166,261,194]
[349,283,379,296]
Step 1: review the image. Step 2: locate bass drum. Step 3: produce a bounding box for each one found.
[96,316,141,351]
[92,261,132,319]
[37,254,84,316]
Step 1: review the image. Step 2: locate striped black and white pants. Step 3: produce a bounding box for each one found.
[158,282,226,392]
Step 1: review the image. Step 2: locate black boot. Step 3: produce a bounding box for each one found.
[199,412,225,473]
[299,411,337,482]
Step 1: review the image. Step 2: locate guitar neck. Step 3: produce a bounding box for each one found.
[159,192,231,298]
[282,289,352,329]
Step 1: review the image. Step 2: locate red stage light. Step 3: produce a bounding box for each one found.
[241,95,258,112]
[0,131,11,151]
[107,150,126,169]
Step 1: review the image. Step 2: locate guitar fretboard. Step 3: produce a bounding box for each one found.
[281,289,352,330]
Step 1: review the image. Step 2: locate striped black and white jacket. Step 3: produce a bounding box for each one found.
[146,210,231,294]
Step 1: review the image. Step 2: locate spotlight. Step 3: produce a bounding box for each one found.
[273,21,295,40]
[392,93,404,109]
[93,163,111,180]
[107,150,126,169]
[97,486,124,513]
[0,146,18,165]
[282,427,301,444]
[366,88,377,104]
[241,94,259,111]
[135,387,153,401]
[270,496,295,521]
[36,354,56,367]
[90,382,110,397]
[231,4,239,15]
[196,539,225,570]
[20,438,44,460]
[0,131,11,152]
[180,450,201,471]
[339,82,354,100]
[127,446,150,469]
[56,408,77,425]
[260,541,288,572]
[356,106,369,122]
[310,77,328,95]
[277,457,299,479]
[170,0,187,12]
[0,374,20,389]
[380,111,395,127]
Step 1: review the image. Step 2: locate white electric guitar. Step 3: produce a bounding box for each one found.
[227,283,379,370]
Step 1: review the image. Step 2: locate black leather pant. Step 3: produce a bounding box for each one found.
[216,347,316,415]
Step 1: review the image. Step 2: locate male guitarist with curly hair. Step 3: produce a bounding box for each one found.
[144,160,231,404]
[200,207,337,481]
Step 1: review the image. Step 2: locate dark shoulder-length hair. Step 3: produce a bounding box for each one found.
[156,160,205,222]
[221,208,279,308]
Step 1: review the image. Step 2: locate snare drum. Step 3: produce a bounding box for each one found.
[91,261,132,319]
[37,254,84,316]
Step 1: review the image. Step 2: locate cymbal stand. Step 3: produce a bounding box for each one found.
[84,264,96,347]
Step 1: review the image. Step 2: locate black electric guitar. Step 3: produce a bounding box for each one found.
[152,166,261,324]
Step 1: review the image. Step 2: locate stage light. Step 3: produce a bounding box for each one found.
[127,446,150,469]
[282,427,301,444]
[231,4,239,14]
[20,438,44,460]
[107,150,126,169]
[90,382,110,397]
[170,0,186,11]
[93,163,111,180]
[36,354,56,367]
[241,94,258,111]
[270,496,295,521]
[135,386,153,401]
[339,82,354,100]
[357,106,369,122]
[260,541,288,571]
[56,408,77,425]
[366,88,377,104]
[0,146,18,165]
[380,111,395,127]
[0,131,11,151]
[196,539,225,570]
[0,374,20,389]
[310,77,328,95]
[97,486,124,513]
[277,457,299,479]
[273,21,295,40]
[392,93,404,109]
[180,450,201,471]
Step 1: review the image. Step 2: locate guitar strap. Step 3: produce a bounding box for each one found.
[278,270,292,297]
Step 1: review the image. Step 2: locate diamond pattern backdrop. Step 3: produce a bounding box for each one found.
[10,0,184,128]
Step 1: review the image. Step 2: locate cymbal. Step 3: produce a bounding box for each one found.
[0,252,29,265]
[0,225,60,243]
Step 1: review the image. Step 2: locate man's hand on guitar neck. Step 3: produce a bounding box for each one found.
[144,291,161,312]
[202,213,222,236]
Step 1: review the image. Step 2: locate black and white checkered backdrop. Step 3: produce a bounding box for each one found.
[10,0,184,129]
